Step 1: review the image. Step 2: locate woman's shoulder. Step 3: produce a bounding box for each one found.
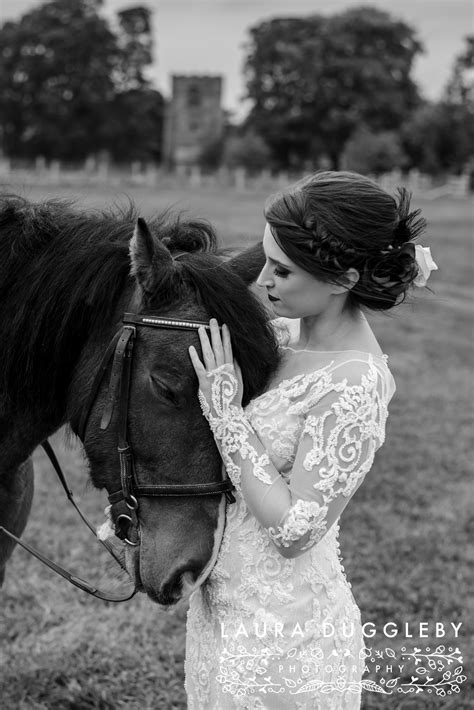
[282,349,396,405]
[269,317,396,402]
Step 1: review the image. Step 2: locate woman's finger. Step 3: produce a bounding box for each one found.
[235,360,243,387]
[188,345,207,378]
[198,326,216,371]
[222,323,233,364]
[209,318,224,367]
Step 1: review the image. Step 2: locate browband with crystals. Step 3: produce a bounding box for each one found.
[123,314,214,331]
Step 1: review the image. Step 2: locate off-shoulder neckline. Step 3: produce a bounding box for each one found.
[249,351,393,405]
[280,345,389,361]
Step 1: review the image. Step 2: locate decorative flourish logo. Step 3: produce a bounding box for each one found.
[360,645,466,697]
[216,642,467,698]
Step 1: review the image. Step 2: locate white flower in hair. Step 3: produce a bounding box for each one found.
[413,245,438,287]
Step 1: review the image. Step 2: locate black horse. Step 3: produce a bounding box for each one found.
[0,195,279,604]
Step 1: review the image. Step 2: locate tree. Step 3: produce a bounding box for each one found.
[0,0,118,159]
[115,6,154,91]
[106,88,164,163]
[400,36,474,174]
[243,7,423,169]
[106,4,162,162]
[223,131,272,172]
[0,0,163,162]
[400,102,472,175]
[342,126,406,175]
[445,35,473,106]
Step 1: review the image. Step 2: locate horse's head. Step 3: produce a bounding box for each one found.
[74,216,279,605]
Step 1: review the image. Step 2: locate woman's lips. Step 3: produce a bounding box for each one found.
[268,294,279,302]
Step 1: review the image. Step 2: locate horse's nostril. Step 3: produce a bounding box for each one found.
[159,562,204,606]
[160,570,184,605]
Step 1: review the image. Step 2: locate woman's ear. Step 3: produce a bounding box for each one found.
[332,268,360,294]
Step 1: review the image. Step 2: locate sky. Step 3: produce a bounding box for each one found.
[0,0,472,118]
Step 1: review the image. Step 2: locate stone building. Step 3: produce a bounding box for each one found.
[162,75,225,168]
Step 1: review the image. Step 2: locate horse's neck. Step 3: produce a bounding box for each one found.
[0,410,58,475]
[1,290,132,473]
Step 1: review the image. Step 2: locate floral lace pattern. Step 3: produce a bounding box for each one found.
[303,366,385,486]
[186,349,395,709]
[267,499,328,550]
[198,364,273,490]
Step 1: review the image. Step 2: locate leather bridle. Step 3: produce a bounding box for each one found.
[77,313,236,546]
[0,312,235,601]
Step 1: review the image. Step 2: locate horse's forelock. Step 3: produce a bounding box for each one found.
[152,254,280,404]
[138,217,220,309]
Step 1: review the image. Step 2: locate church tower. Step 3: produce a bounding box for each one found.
[163,75,225,168]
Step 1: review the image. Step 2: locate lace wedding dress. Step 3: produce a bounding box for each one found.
[185,321,396,709]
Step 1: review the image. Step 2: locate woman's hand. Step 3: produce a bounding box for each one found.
[188,318,244,414]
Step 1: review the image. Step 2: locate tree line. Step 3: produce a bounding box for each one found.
[0,0,163,163]
[0,0,472,175]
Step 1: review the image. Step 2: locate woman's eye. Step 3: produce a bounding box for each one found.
[274,267,290,278]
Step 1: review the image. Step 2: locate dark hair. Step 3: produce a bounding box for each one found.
[264,170,427,311]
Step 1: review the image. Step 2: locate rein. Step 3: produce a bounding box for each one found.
[0,441,135,602]
[0,314,235,602]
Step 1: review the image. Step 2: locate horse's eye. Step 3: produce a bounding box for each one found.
[150,376,180,407]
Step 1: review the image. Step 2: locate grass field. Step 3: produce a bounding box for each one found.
[0,181,472,709]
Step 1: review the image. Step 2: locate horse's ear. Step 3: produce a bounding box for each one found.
[226,242,265,284]
[130,217,173,286]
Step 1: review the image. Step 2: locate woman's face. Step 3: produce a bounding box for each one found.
[256,224,339,318]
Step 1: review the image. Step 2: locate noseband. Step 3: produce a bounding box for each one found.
[77,313,236,546]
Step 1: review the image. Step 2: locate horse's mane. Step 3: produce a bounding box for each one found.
[0,195,278,416]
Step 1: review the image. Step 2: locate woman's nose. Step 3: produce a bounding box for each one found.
[256,262,273,288]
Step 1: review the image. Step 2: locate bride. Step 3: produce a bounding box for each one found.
[185,170,437,709]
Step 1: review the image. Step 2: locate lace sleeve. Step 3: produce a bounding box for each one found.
[197,364,276,492]
[197,358,390,559]
[266,359,389,556]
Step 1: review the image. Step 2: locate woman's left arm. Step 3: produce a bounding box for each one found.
[189,320,387,559]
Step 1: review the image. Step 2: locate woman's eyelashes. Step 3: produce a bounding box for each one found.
[274,267,290,278]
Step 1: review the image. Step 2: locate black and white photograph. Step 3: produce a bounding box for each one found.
[0,1,472,708]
